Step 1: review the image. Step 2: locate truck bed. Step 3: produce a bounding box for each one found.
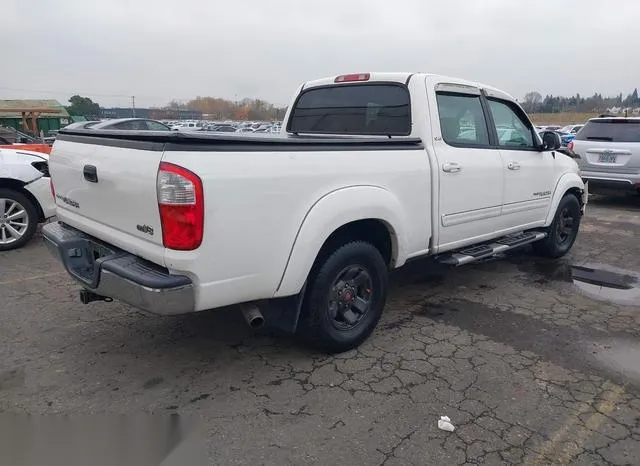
[56,128,423,151]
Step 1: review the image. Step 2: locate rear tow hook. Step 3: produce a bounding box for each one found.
[79,289,113,305]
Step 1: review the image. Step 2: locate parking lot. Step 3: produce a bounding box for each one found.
[1,195,639,465]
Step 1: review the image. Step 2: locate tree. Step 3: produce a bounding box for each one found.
[66,95,101,118]
[167,99,187,110]
[523,91,542,113]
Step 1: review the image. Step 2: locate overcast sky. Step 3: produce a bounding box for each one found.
[3,0,639,108]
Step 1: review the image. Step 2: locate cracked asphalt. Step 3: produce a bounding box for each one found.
[1,194,639,465]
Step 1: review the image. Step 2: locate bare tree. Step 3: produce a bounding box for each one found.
[523,91,543,113]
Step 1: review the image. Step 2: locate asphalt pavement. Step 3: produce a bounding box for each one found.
[1,194,639,465]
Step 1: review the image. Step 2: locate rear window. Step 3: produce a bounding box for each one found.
[288,84,411,136]
[576,120,640,142]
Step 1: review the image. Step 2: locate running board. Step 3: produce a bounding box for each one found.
[436,231,547,266]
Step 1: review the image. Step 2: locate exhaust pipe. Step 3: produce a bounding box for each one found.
[79,289,113,305]
[240,304,265,329]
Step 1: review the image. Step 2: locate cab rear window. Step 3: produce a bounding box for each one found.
[576,119,640,142]
[288,83,411,136]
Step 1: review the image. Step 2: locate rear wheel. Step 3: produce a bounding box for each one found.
[297,241,388,353]
[0,189,39,252]
[532,194,581,258]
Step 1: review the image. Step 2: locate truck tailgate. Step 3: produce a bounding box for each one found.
[50,137,166,263]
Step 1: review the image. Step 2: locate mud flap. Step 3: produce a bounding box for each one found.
[581,181,589,215]
[260,282,307,334]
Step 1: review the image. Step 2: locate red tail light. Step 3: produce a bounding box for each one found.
[157,162,204,250]
[567,141,574,151]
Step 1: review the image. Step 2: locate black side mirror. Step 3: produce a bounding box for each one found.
[541,131,561,151]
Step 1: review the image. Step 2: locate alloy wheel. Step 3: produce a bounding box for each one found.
[0,198,30,245]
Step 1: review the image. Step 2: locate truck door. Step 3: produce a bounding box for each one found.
[429,83,504,250]
[484,94,555,229]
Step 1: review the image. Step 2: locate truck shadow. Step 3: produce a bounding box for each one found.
[588,192,640,210]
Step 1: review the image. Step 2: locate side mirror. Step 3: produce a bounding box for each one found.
[541,131,561,151]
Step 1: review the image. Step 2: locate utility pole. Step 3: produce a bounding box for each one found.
[131,96,136,117]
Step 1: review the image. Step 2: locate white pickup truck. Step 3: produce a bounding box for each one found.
[43,72,587,352]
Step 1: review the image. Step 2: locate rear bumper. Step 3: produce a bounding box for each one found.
[581,176,639,193]
[42,222,195,315]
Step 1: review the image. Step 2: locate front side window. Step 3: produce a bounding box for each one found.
[288,84,411,135]
[487,99,535,148]
[436,93,490,146]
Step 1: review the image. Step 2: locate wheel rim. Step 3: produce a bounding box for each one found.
[327,265,373,330]
[0,198,30,245]
[555,207,575,245]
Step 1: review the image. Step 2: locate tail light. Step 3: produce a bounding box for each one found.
[157,162,204,250]
[50,178,55,199]
[567,141,574,152]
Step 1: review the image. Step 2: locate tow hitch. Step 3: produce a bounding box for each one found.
[79,289,113,305]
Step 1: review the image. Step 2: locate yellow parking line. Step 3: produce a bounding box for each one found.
[0,272,65,286]
[530,381,624,465]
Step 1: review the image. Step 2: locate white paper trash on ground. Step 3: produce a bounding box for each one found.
[438,416,455,432]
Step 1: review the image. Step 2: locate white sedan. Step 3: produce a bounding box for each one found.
[0,148,56,250]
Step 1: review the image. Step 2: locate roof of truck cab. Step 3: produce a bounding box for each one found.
[302,72,515,101]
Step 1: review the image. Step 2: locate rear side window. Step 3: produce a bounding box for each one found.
[112,121,137,130]
[146,121,170,131]
[576,120,640,142]
[436,93,490,146]
[288,84,411,135]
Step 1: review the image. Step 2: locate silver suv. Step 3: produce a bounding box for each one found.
[570,117,640,194]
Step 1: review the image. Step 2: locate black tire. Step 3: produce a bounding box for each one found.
[532,194,581,258]
[297,241,388,353]
[0,188,39,252]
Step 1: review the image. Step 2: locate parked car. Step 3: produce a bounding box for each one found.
[171,121,201,131]
[0,130,53,155]
[570,117,640,194]
[44,72,585,353]
[91,118,171,131]
[0,148,55,250]
[560,124,584,134]
[214,126,238,133]
[62,121,100,130]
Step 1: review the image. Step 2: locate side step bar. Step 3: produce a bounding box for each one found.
[436,231,547,266]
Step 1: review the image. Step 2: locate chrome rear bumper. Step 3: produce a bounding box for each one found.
[42,222,195,315]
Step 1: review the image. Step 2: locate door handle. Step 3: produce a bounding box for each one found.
[442,162,462,173]
[83,165,98,183]
[507,161,521,170]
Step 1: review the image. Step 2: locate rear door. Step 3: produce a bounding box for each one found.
[485,95,555,228]
[430,84,504,249]
[50,135,166,261]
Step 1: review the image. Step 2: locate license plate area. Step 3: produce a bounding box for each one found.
[65,239,118,287]
[598,153,617,163]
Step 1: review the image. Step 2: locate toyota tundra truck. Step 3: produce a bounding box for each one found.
[43,72,587,352]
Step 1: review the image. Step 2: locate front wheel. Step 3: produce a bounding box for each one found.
[297,241,388,353]
[0,189,39,251]
[532,194,582,258]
